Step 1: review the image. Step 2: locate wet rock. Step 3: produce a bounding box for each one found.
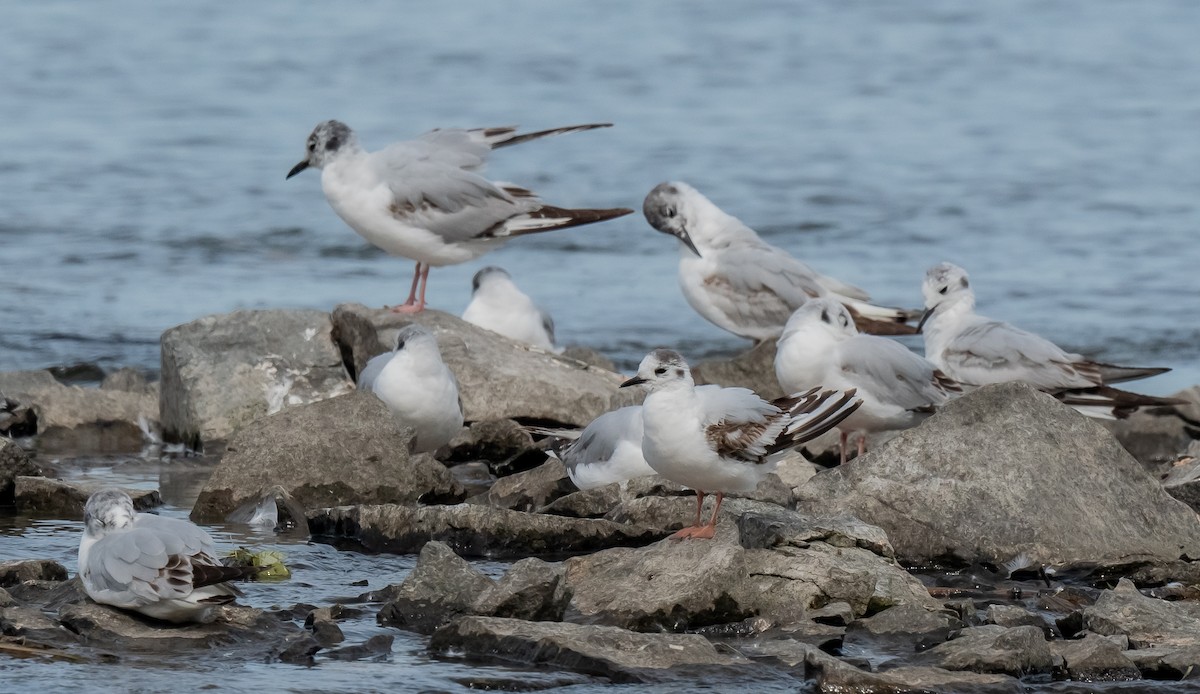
[0,437,40,505]
[986,604,1048,631]
[160,309,355,451]
[324,633,393,661]
[0,559,68,587]
[376,541,494,634]
[915,624,1055,676]
[471,459,574,511]
[1124,645,1200,680]
[308,502,663,559]
[13,477,161,519]
[332,303,636,427]
[428,616,750,683]
[474,558,570,621]
[0,606,72,643]
[191,392,464,523]
[1084,578,1200,648]
[7,576,87,611]
[692,341,783,400]
[1049,633,1140,681]
[0,373,157,454]
[275,632,323,665]
[58,603,306,654]
[849,602,961,638]
[309,619,344,647]
[809,601,854,626]
[798,382,1200,568]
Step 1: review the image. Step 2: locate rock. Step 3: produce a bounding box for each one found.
[307,503,664,559]
[160,309,354,450]
[0,606,72,643]
[474,558,570,622]
[100,368,157,395]
[0,588,12,608]
[376,541,495,634]
[331,304,636,427]
[692,341,783,400]
[849,603,961,638]
[1104,394,1196,469]
[309,619,344,647]
[428,616,750,683]
[0,370,59,393]
[443,418,539,471]
[986,604,1048,631]
[1049,633,1140,681]
[1124,645,1200,680]
[324,634,393,661]
[559,345,617,372]
[0,560,68,587]
[863,666,1025,694]
[274,632,323,665]
[447,462,495,496]
[0,374,157,454]
[13,477,161,519]
[735,504,894,558]
[808,601,855,626]
[773,452,820,491]
[915,624,1056,676]
[797,382,1200,568]
[471,459,574,511]
[58,602,307,655]
[604,490,795,535]
[1162,455,1200,512]
[1085,578,1200,649]
[541,484,623,518]
[0,437,40,505]
[190,392,464,523]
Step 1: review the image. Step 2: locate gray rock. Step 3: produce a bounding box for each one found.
[471,458,574,512]
[428,616,750,683]
[444,418,538,468]
[986,604,1048,631]
[797,382,1200,567]
[915,624,1056,676]
[0,375,157,454]
[0,370,60,393]
[773,452,820,491]
[331,303,636,427]
[0,560,68,587]
[1049,633,1140,681]
[307,503,664,559]
[849,602,961,638]
[541,484,623,518]
[866,666,1025,694]
[1104,389,1196,469]
[13,477,161,519]
[0,587,12,608]
[1124,645,1200,680]
[735,504,894,558]
[0,437,40,505]
[447,461,495,497]
[0,606,72,643]
[376,541,494,634]
[191,392,464,522]
[603,490,796,535]
[474,558,570,622]
[692,341,783,400]
[323,633,393,661]
[1162,455,1200,512]
[160,309,354,450]
[808,601,855,626]
[100,368,157,395]
[559,345,617,372]
[1085,578,1200,649]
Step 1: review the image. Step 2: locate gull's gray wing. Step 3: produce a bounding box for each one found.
[839,335,955,410]
[86,527,201,604]
[695,385,785,463]
[700,242,831,332]
[561,406,642,472]
[942,319,1096,390]
[357,352,391,392]
[133,513,215,556]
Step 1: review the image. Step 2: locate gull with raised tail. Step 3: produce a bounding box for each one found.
[919,262,1180,418]
[358,324,464,452]
[462,266,559,352]
[79,488,254,624]
[775,297,962,463]
[642,181,916,341]
[288,121,632,312]
[620,349,862,539]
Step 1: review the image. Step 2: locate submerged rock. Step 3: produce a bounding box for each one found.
[191,392,464,523]
[797,382,1200,569]
[160,309,355,451]
[0,437,40,505]
[0,560,69,588]
[376,541,495,635]
[13,477,161,519]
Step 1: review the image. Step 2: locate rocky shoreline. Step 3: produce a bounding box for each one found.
[5,304,1200,690]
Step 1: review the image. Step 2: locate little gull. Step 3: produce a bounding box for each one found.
[462,266,559,352]
[620,349,862,539]
[919,262,1179,418]
[642,181,916,341]
[775,297,962,464]
[79,488,253,624]
[358,324,464,452]
[287,121,632,312]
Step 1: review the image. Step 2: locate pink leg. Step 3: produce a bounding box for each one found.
[858,435,867,458]
[690,492,724,540]
[392,264,431,314]
[839,430,849,466]
[669,491,706,541]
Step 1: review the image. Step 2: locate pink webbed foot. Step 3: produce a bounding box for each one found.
[389,301,426,314]
[688,524,716,540]
[669,526,702,541]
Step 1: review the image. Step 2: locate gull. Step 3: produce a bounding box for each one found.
[919,262,1179,418]
[620,349,862,539]
[79,488,252,624]
[642,181,916,341]
[287,120,633,312]
[462,266,559,352]
[775,297,962,464]
[537,406,653,490]
[358,324,464,453]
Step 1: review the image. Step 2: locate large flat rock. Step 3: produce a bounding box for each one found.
[0,370,156,454]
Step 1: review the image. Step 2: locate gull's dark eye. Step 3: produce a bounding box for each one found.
[938,286,948,295]
[664,208,676,218]
[307,141,316,152]
[654,367,667,376]
[839,313,849,328]
[820,310,830,324]
[396,339,406,351]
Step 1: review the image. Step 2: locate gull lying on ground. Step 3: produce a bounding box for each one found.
[642,181,916,341]
[620,349,862,539]
[358,324,464,452]
[79,488,252,624]
[287,120,632,312]
[775,297,962,463]
[919,262,1179,418]
[462,266,559,352]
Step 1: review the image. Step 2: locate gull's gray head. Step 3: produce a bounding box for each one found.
[83,488,136,536]
[784,298,857,339]
[392,323,439,354]
[620,348,693,390]
[918,262,973,332]
[471,266,512,295]
[287,120,358,179]
[643,182,702,257]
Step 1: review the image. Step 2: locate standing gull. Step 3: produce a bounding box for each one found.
[919,262,1178,418]
[462,266,559,352]
[775,297,962,463]
[358,324,464,452]
[79,488,252,624]
[642,181,916,341]
[621,349,862,539]
[287,121,632,312]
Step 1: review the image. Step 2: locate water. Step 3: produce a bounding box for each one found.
[5,1,1200,690]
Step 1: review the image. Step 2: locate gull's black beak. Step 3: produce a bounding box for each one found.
[916,306,936,334]
[620,376,647,388]
[286,160,310,180]
[677,230,702,258]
